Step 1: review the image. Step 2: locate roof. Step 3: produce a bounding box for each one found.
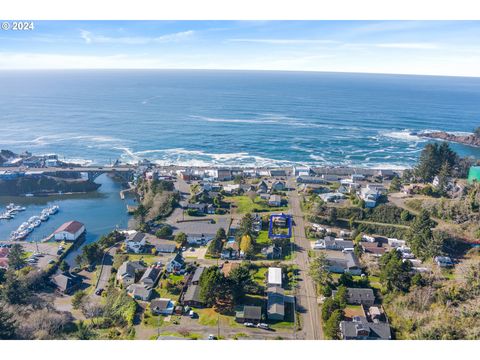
[192,266,205,283]
[242,306,262,320]
[221,262,240,276]
[54,221,84,234]
[183,284,202,303]
[127,284,152,299]
[151,298,171,310]
[52,273,79,291]
[332,288,375,304]
[155,242,177,251]
[170,253,185,265]
[268,267,282,286]
[117,260,145,278]
[340,318,391,340]
[127,232,146,243]
[140,267,161,284]
[267,287,285,316]
[269,195,282,202]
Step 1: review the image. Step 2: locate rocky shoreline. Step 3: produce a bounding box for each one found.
[418,131,480,148]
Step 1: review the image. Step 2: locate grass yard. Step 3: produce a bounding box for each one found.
[228,195,288,214]
[127,254,160,266]
[142,306,166,328]
[344,304,366,318]
[195,308,240,328]
[256,230,271,246]
[252,267,268,286]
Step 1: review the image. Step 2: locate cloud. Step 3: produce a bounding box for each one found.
[80,30,195,45]
[375,42,440,50]
[228,38,339,45]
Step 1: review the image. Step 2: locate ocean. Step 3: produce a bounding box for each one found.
[1,70,479,169]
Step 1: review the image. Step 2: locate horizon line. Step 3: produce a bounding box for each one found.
[0,68,479,79]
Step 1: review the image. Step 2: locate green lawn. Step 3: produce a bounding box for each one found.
[195,308,240,328]
[252,267,268,286]
[228,195,288,214]
[256,230,271,246]
[127,254,160,266]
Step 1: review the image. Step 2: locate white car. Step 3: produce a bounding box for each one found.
[244,322,255,328]
[256,323,270,330]
[208,334,215,340]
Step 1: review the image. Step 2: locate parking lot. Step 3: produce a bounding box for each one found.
[0,241,63,270]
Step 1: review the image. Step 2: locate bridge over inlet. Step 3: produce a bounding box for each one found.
[0,166,136,182]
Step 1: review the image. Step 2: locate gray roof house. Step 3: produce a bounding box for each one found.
[314,237,354,251]
[235,305,263,323]
[116,260,145,287]
[326,252,362,275]
[166,253,185,273]
[139,266,162,287]
[52,273,81,294]
[332,288,375,306]
[127,284,153,301]
[183,284,204,307]
[151,298,175,315]
[267,286,285,321]
[191,266,205,285]
[155,242,177,253]
[340,317,391,340]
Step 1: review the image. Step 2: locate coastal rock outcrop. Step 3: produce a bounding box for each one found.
[419,131,480,148]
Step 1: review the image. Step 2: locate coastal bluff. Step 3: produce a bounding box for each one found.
[418,131,480,148]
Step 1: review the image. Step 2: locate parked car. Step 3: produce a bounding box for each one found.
[256,323,270,330]
[48,259,55,264]
[189,310,197,318]
[95,288,104,296]
[208,334,216,340]
[244,322,255,328]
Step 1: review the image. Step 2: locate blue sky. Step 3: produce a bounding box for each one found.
[1,20,480,76]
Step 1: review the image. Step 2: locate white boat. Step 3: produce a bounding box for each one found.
[40,212,49,221]
[48,205,60,215]
[33,219,41,228]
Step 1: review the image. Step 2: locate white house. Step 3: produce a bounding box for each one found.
[53,221,85,241]
[268,195,282,207]
[268,267,282,287]
[125,232,146,253]
[166,253,185,273]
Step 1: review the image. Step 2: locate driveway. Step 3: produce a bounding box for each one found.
[93,246,117,296]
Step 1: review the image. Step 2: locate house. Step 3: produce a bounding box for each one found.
[387,238,406,248]
[125,231,146,253]
[155,242,177,253]
[139,266,162,287]
[166,253,185,273]
[221,244,240,260]
[360,187,380,208]
[268,195,282,207]
[262,245,282,260]
[185,203,209,214]
[183,284,204,307]
[332,288,375,306]
[116,260,145,287]
[326,253,362,275]
[296,176,327,184]
[268,267,282,287]
[223,183,241,194]
[351,174,365,181]
[375,169,395,179]
[216,169,233,181]
[151,298,176,315]
[267,286,285,321]
[257,180,269,193]
[191,266,205,285]
[340,317,391,340]
[52,273,81,294]
[235,305,262,324]
[361,242,386,256]
[313,237,354,251]
[269,169,287,177]
[362,235,377,243]
[320,192,346,202]
[271,181,286,192]
[252,213,262,232]
[434,256,454,268]
[53,221,85,241]
[127,284,153,301]
[221,262,240,277]
[293,166,312,176]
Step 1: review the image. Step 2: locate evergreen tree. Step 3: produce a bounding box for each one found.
[8,243,26,270]
[0,305,16,339]
[0,270,30,304]
[436,161,452,196]
[408,209,437,259]
[308,253,333,290]
[474,126,480,138]
[389,177,402,192]
[415,143,440,182]
[379,250,412,292]
[199,266,225,307]
[173,232,187,245]
[228,265,254,302]
[324,309,344,340]
[60,260,70,273]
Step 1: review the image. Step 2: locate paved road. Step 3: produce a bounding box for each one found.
[94,246,116,296]
[287,177,323,340]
